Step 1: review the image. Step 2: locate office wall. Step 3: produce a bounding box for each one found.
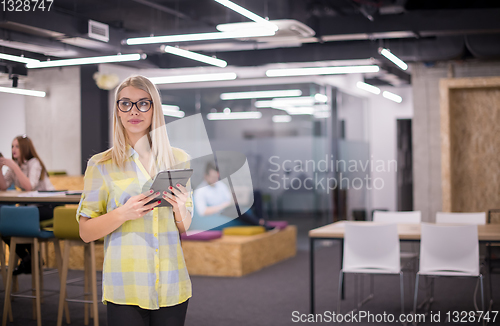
[0,93,25,165]
[367,86,413,212]
[412,60,500,222]
[24,66,81,175]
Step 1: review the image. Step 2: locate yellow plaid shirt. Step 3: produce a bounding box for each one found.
[76,145,193,309]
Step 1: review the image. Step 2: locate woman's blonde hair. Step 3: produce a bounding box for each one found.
[98,75,176,174]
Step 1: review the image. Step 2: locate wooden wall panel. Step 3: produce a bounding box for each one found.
[440,77,500,212]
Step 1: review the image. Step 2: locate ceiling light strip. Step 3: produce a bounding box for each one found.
[0,86,46,97]
[213,0,278,31]
[382,91,402,103]
[126,29,275,45]
[220,89,302,100]
[150,72,237,84]
[357,82,381,95]
[207,111,262,120]
[164,46,227,68]
[379,48,408,70]
[26,53,145,68]
[266,65,380,77]
[0,53,39,64]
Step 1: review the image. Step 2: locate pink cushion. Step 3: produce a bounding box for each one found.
[180,230,222,241]
[266,221,288,230]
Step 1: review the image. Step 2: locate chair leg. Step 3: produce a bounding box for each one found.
[413,274,420,326]
[90,242,99,326]
[337,270,344,314]
[31,244,36,320]
[57,241,71,326]
[54,239,70,324]
[39,246,44,304]
[33,239,42,326]
[400,272,405,315]
[84,245,90,325]
[0,240,6,288]
[480,275,484,313]
[3,238,17,326]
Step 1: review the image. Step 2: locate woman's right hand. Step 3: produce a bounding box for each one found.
[117,190,162,221]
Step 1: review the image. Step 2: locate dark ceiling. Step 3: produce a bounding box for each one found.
[1,0,500,84]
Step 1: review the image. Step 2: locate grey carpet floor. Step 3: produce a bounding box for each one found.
[1,243,499,325]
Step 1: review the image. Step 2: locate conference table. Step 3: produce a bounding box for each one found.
[308,221,500,314]
[0,190,82,206]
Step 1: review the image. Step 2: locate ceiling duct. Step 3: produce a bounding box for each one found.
[88,20,109,43]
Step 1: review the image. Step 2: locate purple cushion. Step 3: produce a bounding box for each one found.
[180,230,223,241]
[266,221,288,230]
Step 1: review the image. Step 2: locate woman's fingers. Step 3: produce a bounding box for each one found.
[143,199,162,211]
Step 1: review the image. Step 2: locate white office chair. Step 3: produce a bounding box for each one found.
[436,212,486,225]
[373,211,422,224]
[373,211,422,296]
[338,223,404,315]
[413,224,484,322]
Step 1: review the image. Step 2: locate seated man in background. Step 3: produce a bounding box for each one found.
[193,162,271,230]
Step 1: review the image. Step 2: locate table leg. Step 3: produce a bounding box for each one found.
[340,239,345,300]
[310,237,315,314]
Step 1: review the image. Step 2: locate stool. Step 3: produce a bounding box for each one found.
[0,205,67,326]
[54,206,99,326]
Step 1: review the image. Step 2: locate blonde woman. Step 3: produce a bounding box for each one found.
[77,75,193,326]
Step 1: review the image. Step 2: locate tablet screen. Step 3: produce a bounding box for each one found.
[147,169,193,207]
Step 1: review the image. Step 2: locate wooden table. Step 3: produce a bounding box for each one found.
[0,191,82,206]
[308,221,500,314]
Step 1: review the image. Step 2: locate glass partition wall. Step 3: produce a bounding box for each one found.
[161,83,370,232]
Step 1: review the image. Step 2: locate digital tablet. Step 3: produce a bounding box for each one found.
[147,168,193,207]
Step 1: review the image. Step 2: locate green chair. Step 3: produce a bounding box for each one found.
[0,205,66,326]
[53,206,99,326]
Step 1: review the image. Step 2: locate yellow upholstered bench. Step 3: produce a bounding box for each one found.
[222,225,266,236]
[182,225,297,277]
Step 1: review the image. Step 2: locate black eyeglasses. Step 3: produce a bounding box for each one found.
[117,99,153,113]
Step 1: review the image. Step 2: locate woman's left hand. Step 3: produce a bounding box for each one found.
[163,184,189,220]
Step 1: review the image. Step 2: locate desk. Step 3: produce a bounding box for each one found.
[308,221,500,314]
[0,191,81,206]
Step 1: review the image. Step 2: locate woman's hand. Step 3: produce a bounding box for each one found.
[163,184,189,220]
[0,158,16,169]
[117,190,162,222]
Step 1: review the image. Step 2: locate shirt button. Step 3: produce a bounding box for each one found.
[154,233,158,237]
[156,264,159,269]
[156,249,158,252]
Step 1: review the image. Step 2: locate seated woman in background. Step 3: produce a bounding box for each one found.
[192,162,272,231]
[0,135,55,275]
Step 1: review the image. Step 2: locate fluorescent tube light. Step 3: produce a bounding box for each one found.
[314,93,328,103]
[0,86,45,97]
[26,53,145,68]
[266,65,380,77]
[0,53,39,64]
[379,48,408,70]
[126,29,275,45]
[255,96,326,108]
[382,91,402,103]
[207,111,262,120]
[357,81,381,95]
[272,115,291,123]
[149,72,237,84]
[213,0,278,31]
[162,104,180,111]
[284,107,315,115]
[220,89,302,100]
[163,110,185,118]
[162,104,185,117]
[163,46,227,68]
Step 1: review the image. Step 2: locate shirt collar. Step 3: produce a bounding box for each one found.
[126,144,138,159]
